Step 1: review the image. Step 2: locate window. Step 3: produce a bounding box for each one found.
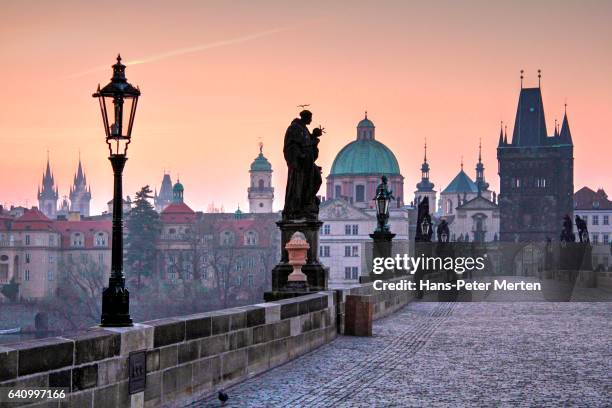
[603,235,609,244]
[446,200,453,214]
[248,274,254,286]
[0,264,8,283]
[335,185,341,198]
[244,231,258,246]
[352,246,358,257]
[48,254,55,263]
[345,225,358,235]
[344,266,358,280]
[352,225,359,235]
[320,245,330,257]
[47,270,54,281]
[322,224,330,235]
[25,269,30,281]
[592,216,599,225]
[95,232,108,247]
[25,253,31,264]
[344,246,351,257]
[71,232,84,247]
[592,234,598,244]
[355,185,365,202]
[582,215,588,224]
[344,246,358,257]
[25,235,31,245]
[221,231,235,246]
[604,215,609,225]
[236,276,242,286]
[49,235,55,246]
[345,225,351,235]
[258,179,265,189]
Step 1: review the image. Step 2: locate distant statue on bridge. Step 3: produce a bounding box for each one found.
[560,214,576,243]
[575,215,589,243]
[437,219,450,243]
[282,110,324,221]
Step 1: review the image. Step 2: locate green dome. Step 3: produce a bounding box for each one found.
[357,118,374,128]
[173,181,184,192]
[330,139,401,176]
[250,152,272,172]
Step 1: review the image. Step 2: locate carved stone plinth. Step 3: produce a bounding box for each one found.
[269,219,328,293]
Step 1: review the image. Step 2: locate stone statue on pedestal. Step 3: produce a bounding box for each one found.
[282,110,323,221]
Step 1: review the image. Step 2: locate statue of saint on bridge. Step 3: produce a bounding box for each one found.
[282,110,324,221]
[560,214,576,243]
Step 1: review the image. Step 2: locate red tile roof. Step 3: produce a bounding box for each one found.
[53,220,112,249]
[11,209,53,231]
[574,187,612,210]
[161,202,196,223]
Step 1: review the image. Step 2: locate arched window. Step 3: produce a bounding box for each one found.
[335,185,342,198]
[446,200,453,215]
[94,232,108,247]
[71,232,84,247]
[258,179,265,189]
[221,231,235,246]
[244,230,258,246]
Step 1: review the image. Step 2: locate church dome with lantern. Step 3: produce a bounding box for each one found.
[326,113,404,209]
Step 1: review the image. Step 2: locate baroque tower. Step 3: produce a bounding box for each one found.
[69,157,92,217]
[497,72,573,242]
[37,156,59,218]
[248,144,274,213]
[414,140,436,212]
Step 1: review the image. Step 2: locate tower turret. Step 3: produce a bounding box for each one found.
[69,156,92,216]
[248,143,274,213]
[38,155,59,218]
[414,140,436,212]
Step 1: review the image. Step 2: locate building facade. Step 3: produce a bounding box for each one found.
[497,81,574,242]
[574,187,612,270]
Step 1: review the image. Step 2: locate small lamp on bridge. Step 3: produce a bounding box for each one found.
[421,218,431,237]
[93,54,140,327]
[374,176,392,232]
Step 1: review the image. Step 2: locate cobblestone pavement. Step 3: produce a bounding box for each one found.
[190,296,611,407]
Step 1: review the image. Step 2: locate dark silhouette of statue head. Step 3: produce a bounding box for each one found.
[299,110,313,125]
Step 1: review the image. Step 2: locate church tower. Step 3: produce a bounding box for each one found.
[248,144,274,213]
[69,157,92,217]
[414,140,436,212]
[497,72,573,242]
[154,173,173,212]
[38,156,58,218]
[475,140,492,200]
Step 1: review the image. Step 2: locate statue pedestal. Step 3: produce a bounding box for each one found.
[268,219,328,294]
[368,231,396,281]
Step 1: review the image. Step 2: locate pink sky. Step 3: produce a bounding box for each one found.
[1,0,611,214]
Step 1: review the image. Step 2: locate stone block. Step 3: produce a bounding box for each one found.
[192,355,220,391]
[211,313,230,335]
[93,383,118,408]
[280,301,298,319]
[268,339,289,367]
[12,337,74,376]
[300,314,312,333]
[247,343,269,375]
[145,350,160,373]
[245,307,266,327]
[66,330,120,365]
[159,345,178,370]
[162,364,192,398]
[252,302,281,324]
[0,346,18,382]
[311,310,322,330]
[103,323,153,356]
[229,311,247,331]
[59,390,93,408]
[49,368,72,390]
[288,333,310,359]
[72,364,98,391]
[274,320,290,339]
[228,329,250,351]
[221,349,247,382]
[97,357,128,387]
[147,318,185,348]
[184,314,212,340]
[200,334,227,358]
[290,316,301,337]
[144,371,161,407]
[178,341,199,364]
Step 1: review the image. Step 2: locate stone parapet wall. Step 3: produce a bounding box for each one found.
[0,292,336,408]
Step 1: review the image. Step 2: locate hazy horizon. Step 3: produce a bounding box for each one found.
[1,0,611,214]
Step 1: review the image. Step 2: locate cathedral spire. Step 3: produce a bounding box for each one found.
[498,121,504,146]
[416,139,434,192]
[559,104,573,145]
[475,140,489,193]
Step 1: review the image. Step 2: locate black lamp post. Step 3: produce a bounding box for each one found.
[93,55,140,327]
[366,176,396,282]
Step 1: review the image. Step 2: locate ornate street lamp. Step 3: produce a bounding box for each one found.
[421,218,431,237]
[374,176,393,232]
[93,55,140,327]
